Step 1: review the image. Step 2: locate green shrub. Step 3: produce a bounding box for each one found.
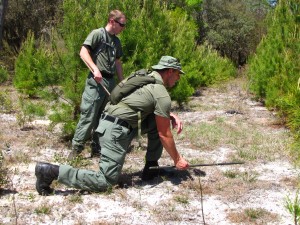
[171,44,236,105]
[170,76,194,107]
[14,32,61,97]
[285,190,300,225]
[247,0,300,160]
[0,91,13,113]
[12,0,237,139]
[48,102,77,139]
[16,97,47,128]
[0,65,9,83]
[0,150,8,189]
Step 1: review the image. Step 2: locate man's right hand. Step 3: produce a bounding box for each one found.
[175,157,189,170]
[93,68,103,83]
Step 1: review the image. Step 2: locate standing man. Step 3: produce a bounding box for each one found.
[35,56,189,195]
[69,10,126,159]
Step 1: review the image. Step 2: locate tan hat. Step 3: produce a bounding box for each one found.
[151,56,185,74]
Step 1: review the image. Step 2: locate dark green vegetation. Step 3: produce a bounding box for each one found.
[0,150,8,189]
[0,0,299,162]
[247,0,300,159]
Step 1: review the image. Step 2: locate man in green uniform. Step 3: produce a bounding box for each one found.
[35,56,190,195]
[70,9,126,159]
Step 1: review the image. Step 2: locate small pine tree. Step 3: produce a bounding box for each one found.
[0,65,9,83]
[14,32,61,97]
[247,0,300,159]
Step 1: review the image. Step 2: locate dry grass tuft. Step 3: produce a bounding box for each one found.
[227,207,279,224]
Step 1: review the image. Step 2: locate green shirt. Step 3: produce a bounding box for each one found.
[104,71,171,128]
[83,28,123,75]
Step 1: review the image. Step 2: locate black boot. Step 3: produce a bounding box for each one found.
[142,161,173,181]
[35,162,59,196]
[90,141,101,158]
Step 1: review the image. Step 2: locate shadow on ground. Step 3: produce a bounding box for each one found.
[118,168,206,189]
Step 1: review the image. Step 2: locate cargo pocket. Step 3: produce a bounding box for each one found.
[111,125,123,140]
[95,125,106,137]
[80,92,94,114]
[87,76,98,86]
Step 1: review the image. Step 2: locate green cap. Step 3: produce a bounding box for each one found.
[151,56,185,74]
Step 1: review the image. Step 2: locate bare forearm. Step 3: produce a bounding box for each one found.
[156,115,189,169]
[80,46,98,72]
[115,59,124,81]
[159,135,181,164]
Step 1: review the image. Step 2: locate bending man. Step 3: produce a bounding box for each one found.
[35,56,189,195]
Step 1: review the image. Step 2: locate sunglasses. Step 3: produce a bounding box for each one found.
[114,20,126,27]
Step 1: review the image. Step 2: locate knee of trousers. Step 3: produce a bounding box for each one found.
[100,154,123,185]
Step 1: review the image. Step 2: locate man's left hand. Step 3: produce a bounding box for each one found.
[170,113,183,134]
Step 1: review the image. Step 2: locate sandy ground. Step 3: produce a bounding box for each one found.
[0,77,299,225]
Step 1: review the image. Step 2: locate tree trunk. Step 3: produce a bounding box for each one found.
[0,0,8,50]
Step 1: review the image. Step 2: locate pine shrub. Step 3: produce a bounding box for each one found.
[12,0,237,139]
[0,65,9,83]
[0,150,8,189]
[247,0,300,159]
[14,32,61,97]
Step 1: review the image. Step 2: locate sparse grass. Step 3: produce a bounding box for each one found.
[152,202,181,222]
[27,193,35,202]
[0,91,13,113]
[223,169,258,183]
[132,200,143,210]
[0,76,296,225]
[4,150,32,164]
[104,185,114,195]
[122,165,138,174]
[189,99,223,111]
[27,137,48,148]
[188,158,205,165]
[53,152,68,164]
[240,171,259,183]
[68,193,83,204]
[181,178,203,193]
[67,155,92,168]
[178,114,291,162]
[223,169,239,179]
[116,188,128,201]
[228,207,278,224]
[245,208,268,219]
[174,195,189,205]
[34,204,51,215]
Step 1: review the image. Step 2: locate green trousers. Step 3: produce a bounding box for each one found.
[72,74,115,152]
[58,114,163,192]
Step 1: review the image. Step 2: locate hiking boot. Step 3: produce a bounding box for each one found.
[35,162,59,196]
[141,161,173,181]
[90,142,101,158]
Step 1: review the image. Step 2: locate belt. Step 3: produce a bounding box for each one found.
[88,72,113,79]
[101,71,114,79]
[101,114,131,129]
